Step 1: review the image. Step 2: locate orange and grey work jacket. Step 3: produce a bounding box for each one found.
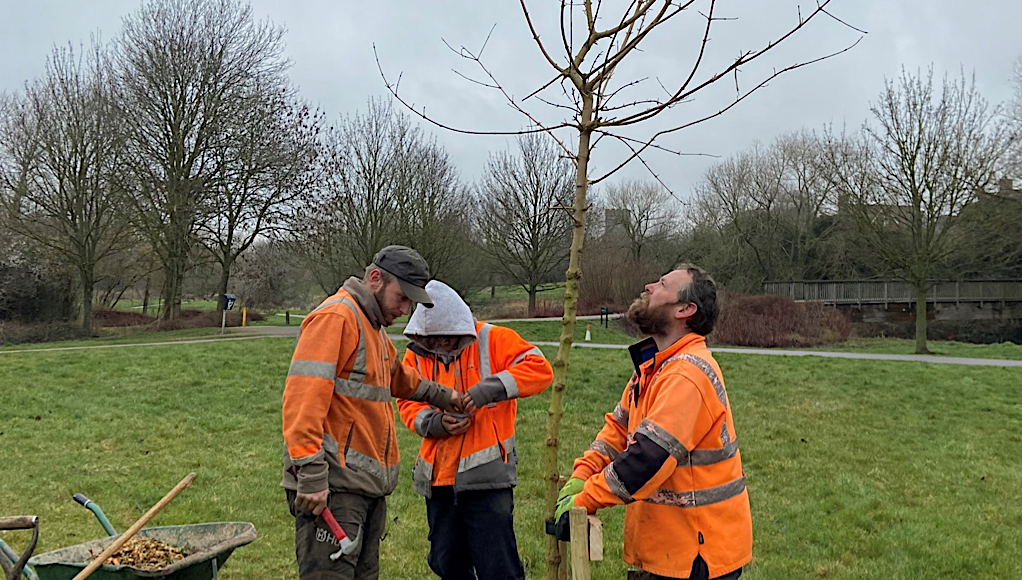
[398,322,553,498]
[281,278,454,498]
[571,333,752,579]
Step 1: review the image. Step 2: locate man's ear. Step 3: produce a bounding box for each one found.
[367,268,381,291]
[675,302,697,320]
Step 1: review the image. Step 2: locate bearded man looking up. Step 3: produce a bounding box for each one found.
[555,264,753,580]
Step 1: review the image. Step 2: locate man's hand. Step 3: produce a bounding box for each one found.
[294,489,329,516]
[441,413,471,435]
[461,391,478,415]
[558,477,586,504]
[553,490,578,542]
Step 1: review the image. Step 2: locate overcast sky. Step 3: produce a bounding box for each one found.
[3,1,1021,203]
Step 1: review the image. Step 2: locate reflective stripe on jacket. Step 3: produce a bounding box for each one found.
[398,321,553,498]
[571,333,752,579]
[281,280,443,498]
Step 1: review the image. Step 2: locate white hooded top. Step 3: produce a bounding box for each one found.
[404,280,477,339]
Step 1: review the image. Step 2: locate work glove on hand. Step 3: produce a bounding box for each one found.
[553,490,578,542]
[558,477,585,503]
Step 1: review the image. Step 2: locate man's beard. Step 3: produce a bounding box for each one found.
[374,288,397,325]
[623,293,672,337]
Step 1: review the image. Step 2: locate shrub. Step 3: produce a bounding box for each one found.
[853,320,1022,344]
[0,321,91,345]
[710,292,851,348]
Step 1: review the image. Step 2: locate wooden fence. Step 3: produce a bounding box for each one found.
[761,279,1022,306]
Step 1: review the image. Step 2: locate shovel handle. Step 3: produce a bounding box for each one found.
[320,509,347,541]
[71,473,196,580]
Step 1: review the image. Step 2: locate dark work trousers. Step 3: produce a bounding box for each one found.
[627,555,743,580]
[286,489,388,580]
[425,487,525,580]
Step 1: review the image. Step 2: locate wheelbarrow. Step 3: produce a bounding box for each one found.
[2,493,256,580]
[0,516,39,580]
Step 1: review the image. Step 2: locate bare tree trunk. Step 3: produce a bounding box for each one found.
[217,258,232,313]
[545,97,593,580]
[528,286,537,317]
[160,254,186,322]
[142,277,150,316]
[915,284,929,354]
[80,269,95,335]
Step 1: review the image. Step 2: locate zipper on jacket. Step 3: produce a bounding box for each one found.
[343,422,355,468]
[494,423,507,463]
[383,420,393,487]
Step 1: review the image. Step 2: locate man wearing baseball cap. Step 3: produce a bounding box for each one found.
[282,245,466,580]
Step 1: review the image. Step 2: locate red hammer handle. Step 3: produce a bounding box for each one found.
[320,509,348,541]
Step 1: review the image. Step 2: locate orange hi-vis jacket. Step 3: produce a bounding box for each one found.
[281,278,454,498]
[571,333,752,579]
[398,321,553,497]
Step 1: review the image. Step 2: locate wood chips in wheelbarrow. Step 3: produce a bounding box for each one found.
[90,536,190,570]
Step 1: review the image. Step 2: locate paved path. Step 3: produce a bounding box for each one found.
[0,334,279,355]
[524,341,1022,368]
[4,325,1020,368]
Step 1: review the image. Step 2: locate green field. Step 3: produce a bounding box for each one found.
[2,337,1022,579]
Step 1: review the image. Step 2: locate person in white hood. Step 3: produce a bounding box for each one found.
[397,281,554,580]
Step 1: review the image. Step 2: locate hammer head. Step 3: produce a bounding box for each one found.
[328,524,361,560]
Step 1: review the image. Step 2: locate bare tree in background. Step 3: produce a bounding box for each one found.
[381,1,860,574]
[298,99,472,293]
[0,43,128,334]
[477,133,572,316]
[602,178,681,262]
[824,67,1014,354]
[695,131,839,285]
[199,85,321,312]
[114,0,289,321]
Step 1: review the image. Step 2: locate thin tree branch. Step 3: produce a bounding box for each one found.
[591,37,863,182]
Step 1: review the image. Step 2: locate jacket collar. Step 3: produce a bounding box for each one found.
[628,332,705,377]
[342,277,386,330]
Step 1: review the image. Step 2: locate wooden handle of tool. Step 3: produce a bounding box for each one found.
[0,516,38,531]
[71,473,196,580]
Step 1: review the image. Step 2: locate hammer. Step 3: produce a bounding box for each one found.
[320,510,360,560]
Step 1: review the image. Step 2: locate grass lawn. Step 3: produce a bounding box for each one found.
[805,337,1022,360]
[3,338,1022,579]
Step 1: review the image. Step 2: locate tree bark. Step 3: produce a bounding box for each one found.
[217,257,233,313]
[528,286,537,317]
[915,283,929,354]
[546,94,593,580]
[80,269,95,335]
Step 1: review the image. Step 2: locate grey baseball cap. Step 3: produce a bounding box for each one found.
[372,245,434,308]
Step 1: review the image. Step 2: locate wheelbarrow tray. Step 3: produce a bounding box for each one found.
[28,522,256,580]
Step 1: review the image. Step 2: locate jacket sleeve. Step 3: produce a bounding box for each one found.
[571,379,634,481]
[575,368,717,514]
[396,349,449,438]
[282,311,353,494]
[467,326,553,407]
[387,335,456,411]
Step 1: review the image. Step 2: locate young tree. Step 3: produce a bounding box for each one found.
[477,133,573,316]
[381,2,860,574]
[113,0,289,320]
[0,43,128,334]
[824,67,1014,354]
